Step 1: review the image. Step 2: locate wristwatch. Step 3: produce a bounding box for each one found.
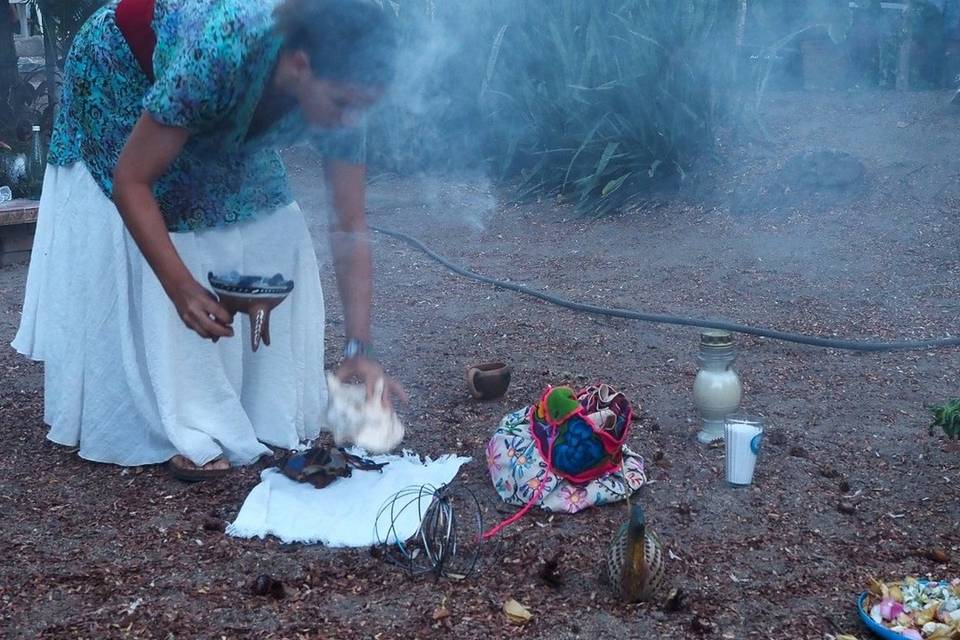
[343,338,373,360]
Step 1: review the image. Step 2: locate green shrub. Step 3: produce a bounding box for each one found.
[482,0,736,214]
[931,398,960,440]
[369,0,738,214]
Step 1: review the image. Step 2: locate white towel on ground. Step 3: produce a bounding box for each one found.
[227,451,471,547]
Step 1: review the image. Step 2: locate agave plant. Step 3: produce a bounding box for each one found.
[480,0,735,214]
[930,398,960,440]
[368,0,738,214]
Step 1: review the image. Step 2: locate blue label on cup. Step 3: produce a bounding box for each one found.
[750,432,763,455]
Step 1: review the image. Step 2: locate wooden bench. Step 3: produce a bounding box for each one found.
[0,199,40,266]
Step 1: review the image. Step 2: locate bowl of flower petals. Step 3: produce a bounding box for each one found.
[858,577,960,639]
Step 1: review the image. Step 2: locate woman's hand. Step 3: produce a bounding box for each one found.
[169,278,234,341]
[335,356,408,410]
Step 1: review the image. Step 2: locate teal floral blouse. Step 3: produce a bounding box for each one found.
[48,0,365,232]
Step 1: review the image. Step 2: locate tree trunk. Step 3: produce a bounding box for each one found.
[41,5,57,124]
[732,0,748,86]
[897,1,916,90]
[0,0,17,103]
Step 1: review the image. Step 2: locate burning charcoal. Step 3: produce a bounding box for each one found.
[220,270,241,284]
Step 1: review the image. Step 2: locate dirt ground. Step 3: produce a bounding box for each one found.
[2,90,960,639]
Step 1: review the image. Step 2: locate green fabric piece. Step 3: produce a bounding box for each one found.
[544,386,579,424]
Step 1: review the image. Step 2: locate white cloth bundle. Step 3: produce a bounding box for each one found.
[227,450,471,547]
[323,373,405,454]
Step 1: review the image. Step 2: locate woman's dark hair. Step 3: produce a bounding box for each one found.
[275,0,397,88]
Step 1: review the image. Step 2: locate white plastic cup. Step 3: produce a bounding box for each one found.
[724,416,764,486]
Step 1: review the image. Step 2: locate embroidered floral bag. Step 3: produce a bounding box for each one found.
[486,384,645,515]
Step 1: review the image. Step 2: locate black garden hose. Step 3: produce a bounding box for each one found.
[370,225,960,353]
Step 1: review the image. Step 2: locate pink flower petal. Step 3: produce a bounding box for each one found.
[879,599,902,620]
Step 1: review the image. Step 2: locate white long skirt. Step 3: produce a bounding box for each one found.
[11,163,327,467]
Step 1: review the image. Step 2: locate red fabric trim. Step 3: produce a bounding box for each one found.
[115,0,157,82]
[481,407,554,540]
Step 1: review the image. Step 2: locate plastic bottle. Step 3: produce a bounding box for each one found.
[30,125,44,175]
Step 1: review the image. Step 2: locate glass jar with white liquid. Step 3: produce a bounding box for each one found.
[692,330,742,444]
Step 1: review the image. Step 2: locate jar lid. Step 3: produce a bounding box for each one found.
[700,329,734,348]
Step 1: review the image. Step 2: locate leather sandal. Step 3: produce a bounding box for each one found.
[167,455,231,482]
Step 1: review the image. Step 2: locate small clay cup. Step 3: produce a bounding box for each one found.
[466,362,511,400]
[208,273,294,352]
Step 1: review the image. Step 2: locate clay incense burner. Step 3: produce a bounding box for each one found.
[466,362,511,400]
[208,272,294,352]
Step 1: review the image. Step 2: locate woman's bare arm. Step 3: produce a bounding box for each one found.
[113,113,233,339]
[324,160,371,344]
[324,159,406,407]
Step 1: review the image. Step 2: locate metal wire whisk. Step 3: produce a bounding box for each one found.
[373,483,488,579]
